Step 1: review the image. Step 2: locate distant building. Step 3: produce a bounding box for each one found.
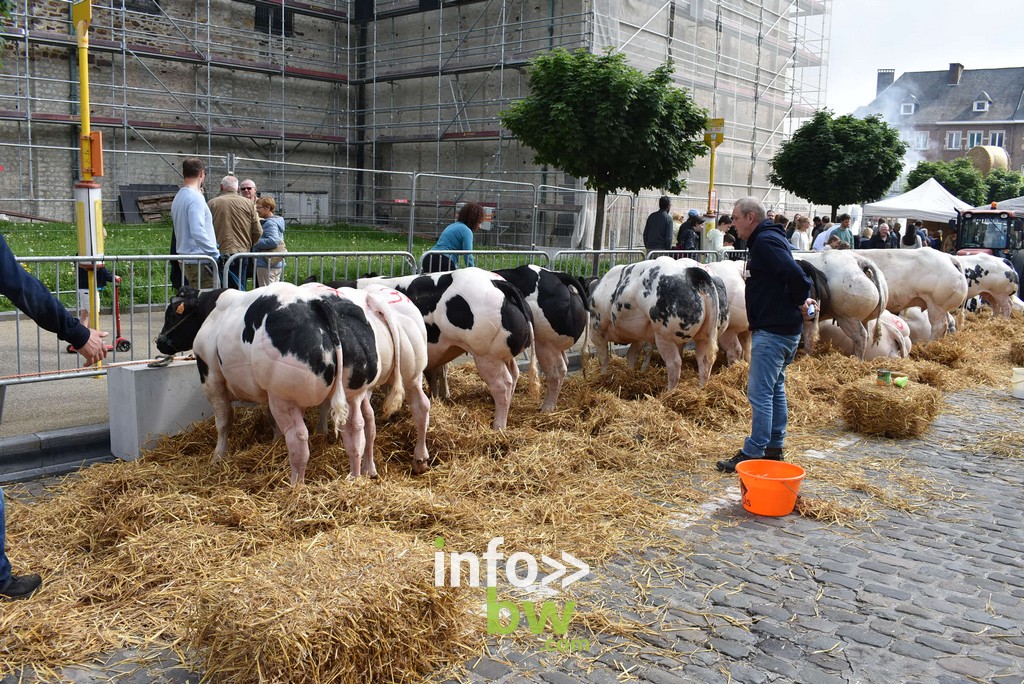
[855,63,1024,173]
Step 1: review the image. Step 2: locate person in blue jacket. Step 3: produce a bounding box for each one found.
[422,202,485,272]
[716,197,815,474]
[1,233,108,599]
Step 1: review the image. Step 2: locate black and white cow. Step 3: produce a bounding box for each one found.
[155,282,430,484]
[952,253,1020,317]
[493,265,589,412]
[589,257,727,389]
[360,267,537,430]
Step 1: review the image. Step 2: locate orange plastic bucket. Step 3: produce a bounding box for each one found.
[735,459,806,516]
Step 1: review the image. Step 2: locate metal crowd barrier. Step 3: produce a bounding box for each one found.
[646,249,724,263]
[550,249,647,278]
[222,251,418,286]
[413,250,550,273]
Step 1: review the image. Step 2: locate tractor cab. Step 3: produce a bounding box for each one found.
[952,207,1024,276]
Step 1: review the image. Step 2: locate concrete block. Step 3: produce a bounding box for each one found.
[107,361,211,460]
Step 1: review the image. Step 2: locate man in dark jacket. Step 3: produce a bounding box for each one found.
[1,234,108,599]
[717,197,814,473]
[866,223,898,249]
[642,196,674,254]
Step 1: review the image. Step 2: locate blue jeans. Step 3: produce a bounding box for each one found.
[743,330,801,457]
[0,486,10,584]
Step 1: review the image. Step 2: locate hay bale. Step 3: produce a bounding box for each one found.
[188,528,472,684]
[910,334,967,368]
[840,377,942,438]
[1010,340,1024,367]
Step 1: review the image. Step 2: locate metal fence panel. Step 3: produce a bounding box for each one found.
[550,249,647,278]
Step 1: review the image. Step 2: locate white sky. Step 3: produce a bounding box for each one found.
[825,0,1024,115]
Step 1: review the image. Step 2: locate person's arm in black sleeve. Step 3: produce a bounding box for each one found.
[765,234,812,305]
[0,234,91,350]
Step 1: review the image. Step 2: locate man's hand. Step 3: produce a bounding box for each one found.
[77,329,109,366]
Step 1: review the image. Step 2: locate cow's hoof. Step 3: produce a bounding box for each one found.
[412,460,430,475]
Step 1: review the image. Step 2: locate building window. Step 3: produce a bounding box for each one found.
[967,131,984,148]
[973,100,989,112]
[255,5,294,37]
[913,131,929,150]
[991,130,1005,148]
[900,102,915,115]
[945,131,962,150]
[124,0,160,13]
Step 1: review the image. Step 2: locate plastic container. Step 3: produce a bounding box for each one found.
[876,369,892,385]
[1012,368,1024,399]
[735,460,807,517]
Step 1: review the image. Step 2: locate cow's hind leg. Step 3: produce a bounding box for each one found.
[358,395,378,479]
[837,318,869,359]
[474,355,515,430]
[268,396,311,486]
[204,382,233,466]
[653,334,684,390]
[340,396,368,478]
[536,342,566,412]
[407,376,431,474]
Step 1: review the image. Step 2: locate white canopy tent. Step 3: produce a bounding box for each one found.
[862,178,972,223]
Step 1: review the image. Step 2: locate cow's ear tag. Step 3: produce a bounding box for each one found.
[175,303,185,315]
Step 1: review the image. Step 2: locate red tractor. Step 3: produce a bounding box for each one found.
[952,206,1024,279]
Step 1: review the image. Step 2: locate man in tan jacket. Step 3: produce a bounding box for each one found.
[208,175,262,290]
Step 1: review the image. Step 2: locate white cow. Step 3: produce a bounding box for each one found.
[361,268,537,430]
[856,249,968,341]
[795,250,889,359]
[589,257,726,389]
[900,306,957,345]
[953,253,1020,317]
[156,282,430,484]
[818,310,911,359]
[705,259,750,365]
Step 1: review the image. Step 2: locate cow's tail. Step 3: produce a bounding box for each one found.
[857,255,886,346]
[491,278,540,398]
[310,298,349,433]
[555,270,591,375]
[690,268,721,366]
[365,290,407,418]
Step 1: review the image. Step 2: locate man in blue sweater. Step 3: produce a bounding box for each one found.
[717,197,814,473]
[1,233,108,599]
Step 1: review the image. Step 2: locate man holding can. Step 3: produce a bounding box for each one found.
[716,197,815,473]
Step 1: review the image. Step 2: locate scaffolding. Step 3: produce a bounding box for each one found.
[0,0,831,243]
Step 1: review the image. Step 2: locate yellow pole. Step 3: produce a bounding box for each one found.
[73,0,106,360]
[706,141,718,216]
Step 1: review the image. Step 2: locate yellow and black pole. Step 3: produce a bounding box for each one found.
[72,0,105,344]
[704,118,725,217]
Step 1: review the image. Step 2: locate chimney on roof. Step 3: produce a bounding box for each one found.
[876,69,895,96]
[948,63,964,86]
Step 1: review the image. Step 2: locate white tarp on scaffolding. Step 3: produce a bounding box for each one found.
[976,195,1024,212]
[862,178,972,223]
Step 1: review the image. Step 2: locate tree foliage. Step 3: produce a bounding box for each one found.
[981,168,1024,205]
[905,158,987,206]
[500,48,708,249]
[768,110,907,220]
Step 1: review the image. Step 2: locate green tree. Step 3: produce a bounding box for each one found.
[982,168,1024,205]
[500,48,708,250]
[768,110,907,221]
[905,158,987,206]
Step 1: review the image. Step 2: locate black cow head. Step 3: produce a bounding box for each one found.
[155,287,223,355]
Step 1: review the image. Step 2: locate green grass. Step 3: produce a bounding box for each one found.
[1,220,433,311]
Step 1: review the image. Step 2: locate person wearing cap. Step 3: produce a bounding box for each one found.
[642,196,674,254]
[675,209,704,252]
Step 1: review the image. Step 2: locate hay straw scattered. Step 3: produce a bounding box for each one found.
[971,431,1024,459]
[1010,340,1024,367]
[1,308,1020,679]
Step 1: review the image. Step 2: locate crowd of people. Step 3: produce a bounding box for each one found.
[170,158,287,291]
[641,197,957,257]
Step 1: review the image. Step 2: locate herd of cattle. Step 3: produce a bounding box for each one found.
[154,249,1020,485]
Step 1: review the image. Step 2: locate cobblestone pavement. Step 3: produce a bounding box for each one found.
[3,387,1023,683]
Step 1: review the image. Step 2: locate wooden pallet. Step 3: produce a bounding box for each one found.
[136,193,177,223]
